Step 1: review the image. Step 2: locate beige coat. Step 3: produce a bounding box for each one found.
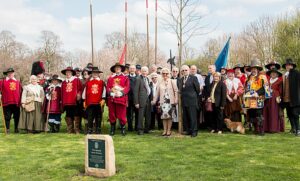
[153,79,178,105]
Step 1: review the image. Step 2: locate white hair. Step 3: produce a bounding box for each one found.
[181,65,190,70]
[141,66,149,72]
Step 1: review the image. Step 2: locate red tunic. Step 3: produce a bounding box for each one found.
[61,77,82,107]
[0,78,22,107]
[84,78,105,107]
[106,73,130,124]
[106,74,130,106]
[236,74,246,85]
[45,86,62,114]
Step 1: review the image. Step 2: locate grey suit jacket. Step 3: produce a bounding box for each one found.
[134,75,151,107]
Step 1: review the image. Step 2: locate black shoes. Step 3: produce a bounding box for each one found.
[121,125,126,136]
[110,124,116,136]
[191,132,198,137]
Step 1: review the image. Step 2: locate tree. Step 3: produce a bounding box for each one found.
[274,10,300,65]
[37,30,63,73]
[162,0,210,66]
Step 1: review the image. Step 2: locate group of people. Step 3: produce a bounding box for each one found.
[0,58,299,137]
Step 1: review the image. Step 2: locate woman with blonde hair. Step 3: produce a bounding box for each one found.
[152,68,178,136]
[19,75,45,133]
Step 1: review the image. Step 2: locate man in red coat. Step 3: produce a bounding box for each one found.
[82,67,105,134]
[107,63,130,136]
[61,67,83,134]
[0,68,22,134]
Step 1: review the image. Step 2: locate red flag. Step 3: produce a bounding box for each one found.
[119,44,127,65]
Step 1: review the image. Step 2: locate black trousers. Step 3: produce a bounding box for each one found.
[183,106,198,134]
[87,104,102,130]
[64,105,81,119]
[150,106,162,130]
[212,105,223,131]
[127,101,138,131]
[285,104,300,132]
[137,99,151,132]
[3,104,20,130]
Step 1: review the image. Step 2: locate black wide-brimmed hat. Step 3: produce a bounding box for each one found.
[265,61,281,70]
[91,66,103,73]
[233,63,244,70]
[266,67,282,77]
[82,67,92,76]
[282,58,297,69]
[49,74,63,82]
[247,59,263,71]
[125,64,130,69]
[61,67,76,76]
[110,63,125,73]
[3,67,15,75]
[242,64,250,73]
[74,67,82,72]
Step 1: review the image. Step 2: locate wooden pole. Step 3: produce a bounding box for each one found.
[90,0,95,65]
[146,0,150,67]
[125,0,128,64]
[0,98,7,135]
[154,0,158,65]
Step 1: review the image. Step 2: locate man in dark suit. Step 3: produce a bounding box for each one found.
[282,58,300,136]
[134,66,152,135]
[127,65,139,131]
[180,65,201,137]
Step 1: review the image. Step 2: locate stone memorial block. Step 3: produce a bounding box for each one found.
[85,135,116,178]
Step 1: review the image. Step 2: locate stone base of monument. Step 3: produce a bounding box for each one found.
[85,134,116,178]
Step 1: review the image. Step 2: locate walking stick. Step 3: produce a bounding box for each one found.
[45,88,53,133]
[0,98,7,135]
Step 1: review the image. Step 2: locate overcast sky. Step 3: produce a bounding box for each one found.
[0,0,298,56]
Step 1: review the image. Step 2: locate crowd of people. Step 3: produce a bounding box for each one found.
[0,58,300,137]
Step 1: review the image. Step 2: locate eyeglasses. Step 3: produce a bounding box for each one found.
[182,70,188,71]
[172,71,178,72]
[162,73,168,75]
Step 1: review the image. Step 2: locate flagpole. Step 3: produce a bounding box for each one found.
[146,0,150,67]
[90,0,95,65]
[125,0,128,64]
[154,0,158,65]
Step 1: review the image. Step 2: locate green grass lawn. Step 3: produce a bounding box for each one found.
[0,111,300,181]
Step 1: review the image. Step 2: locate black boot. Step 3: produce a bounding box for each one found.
[110,123,116,136]
[54,124,60,133]
[258,116,264,136]
[49,123,55,133]
[121,124,126,136]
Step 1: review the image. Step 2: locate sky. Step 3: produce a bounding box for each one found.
[0,0,299,57]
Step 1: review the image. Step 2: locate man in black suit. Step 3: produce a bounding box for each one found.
[180,65,201,137]
[134,66,152,135]
[127,65,139,131]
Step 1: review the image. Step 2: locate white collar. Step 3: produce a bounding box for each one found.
[6,77,17,81]
[65,76,75,82]
[90,77,101,81]
[270,77,278,84]
[129,73,136,77]
[112,73,124,77]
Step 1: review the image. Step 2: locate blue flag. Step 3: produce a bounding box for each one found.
[215,37,231,72]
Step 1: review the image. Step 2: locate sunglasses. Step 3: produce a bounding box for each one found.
[182,70,188,71]
[173,71,178,72]
[162,73,168,75]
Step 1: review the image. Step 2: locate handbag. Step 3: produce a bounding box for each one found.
[24,94,35,112]
[205,101,213,112]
